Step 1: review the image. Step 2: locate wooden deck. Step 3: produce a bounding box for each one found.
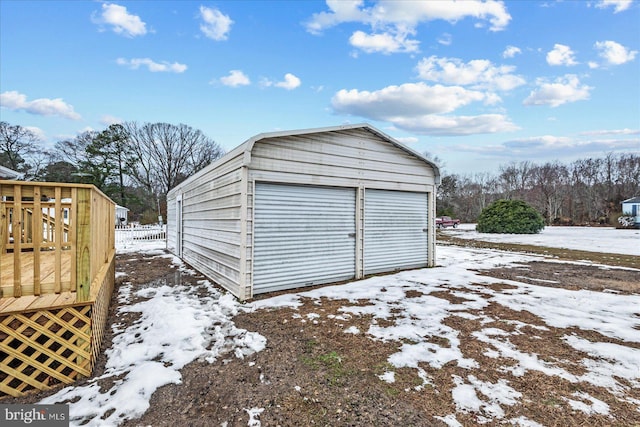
[1,180,116,397]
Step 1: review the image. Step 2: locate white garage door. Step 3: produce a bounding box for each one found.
[364,189,428,275]
[253,183,356,294]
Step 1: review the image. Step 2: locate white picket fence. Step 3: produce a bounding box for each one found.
[115,224,167,247]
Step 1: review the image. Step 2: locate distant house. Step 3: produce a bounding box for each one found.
[0,165,23,180]
[621,197,640,224]
[115,205,129,226]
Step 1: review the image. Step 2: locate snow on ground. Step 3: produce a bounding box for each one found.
[442,224,640,256]
[253,245,640,426]
[44,233,639,426]
[40,241,266,427]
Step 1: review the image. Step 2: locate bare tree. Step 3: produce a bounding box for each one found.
[123,122,224,218]
[0,121,40,174]
[530,162,569,224]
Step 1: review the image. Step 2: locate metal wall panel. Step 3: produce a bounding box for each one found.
[253,183,356,294]
[364,189,428,274]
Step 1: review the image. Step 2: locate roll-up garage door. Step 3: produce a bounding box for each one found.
[253,183,356,294]
[364,189,428,275]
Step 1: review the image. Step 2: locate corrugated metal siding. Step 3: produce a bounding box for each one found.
[253,183,356,294]
[176,153,245,296]
[364,189,428,274]
[248,128,434,193]
[166,196,176,253]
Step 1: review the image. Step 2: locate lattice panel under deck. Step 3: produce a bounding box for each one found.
[0,304,93,397]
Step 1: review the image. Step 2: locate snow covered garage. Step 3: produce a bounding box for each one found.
[166,124,440,299]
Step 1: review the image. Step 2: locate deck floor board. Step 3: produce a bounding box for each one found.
[1,250,75,315]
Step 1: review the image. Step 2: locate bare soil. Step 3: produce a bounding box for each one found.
[5,242,640,427]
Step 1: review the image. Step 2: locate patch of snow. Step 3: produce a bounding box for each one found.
[343,326,360,334]
[563,335,640,392]
[40,278,266,426]
[434,414,463,427]
[413,367,434,391]
[491,283,640,342]
[451,376,483,413]
[508,416,544,426]
[563,392,610,415]
[244,407,264,427]
[116,240,167,254]
[443,224,640,256]
[378,371,395,383]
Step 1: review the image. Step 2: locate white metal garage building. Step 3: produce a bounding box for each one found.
[166,124,440,300]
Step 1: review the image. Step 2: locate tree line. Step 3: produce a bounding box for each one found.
[436,153,640,225]
[1,121,224,223]
[3,120,638,226]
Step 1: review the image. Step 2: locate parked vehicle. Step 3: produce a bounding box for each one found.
[436,216,460,229]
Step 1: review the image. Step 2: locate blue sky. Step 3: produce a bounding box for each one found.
[1,0,638,174]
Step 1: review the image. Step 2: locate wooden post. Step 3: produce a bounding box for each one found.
[54,187,62,293]
[0,198,5,293]
[33,187,41,295]
[70,188,78,292]
[13,185,22,297]
[76,188,91,302]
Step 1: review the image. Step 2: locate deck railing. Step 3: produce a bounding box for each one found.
[0,181,115,302]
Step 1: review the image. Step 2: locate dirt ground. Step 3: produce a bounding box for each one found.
[5,244,640,426]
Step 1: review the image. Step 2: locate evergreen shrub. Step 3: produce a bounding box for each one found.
[476,199,545,234]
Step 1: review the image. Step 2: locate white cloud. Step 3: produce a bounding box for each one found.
[438,33,452,46]
[349,30,419,54]
[305,0,511,54]
[595,0,633,13]
[92,3,147,37]
[199,6,233,41]
[275,73,302,90]
[594,40,637,65]
[523,75,592,107]
[332,82,487,118]
[395,136,419,144]
[0,90,81,120]
[546,44,578,66]
[392,114,518,136]
[331,82,517,135]
[305,0,369,35]
[116,58,187,73]
[101,115,123,126]
[416,56,526,91]
[503,45,521,58]
[504,135,573,149]
[459,133,640,158]
[580,128,640,136]
[219,70,250,87]
[24,126,46,141]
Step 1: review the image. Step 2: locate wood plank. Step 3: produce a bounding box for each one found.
[1,251,72,300]
[22,293,59,311]
[1,295,38,313]
[33,186,41,295]
[0,200,6,253]
[70,187,77,290]
[13,185,22,297]
[0,296,16,312]
[76,188,91,302]
[54,187,62,292]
